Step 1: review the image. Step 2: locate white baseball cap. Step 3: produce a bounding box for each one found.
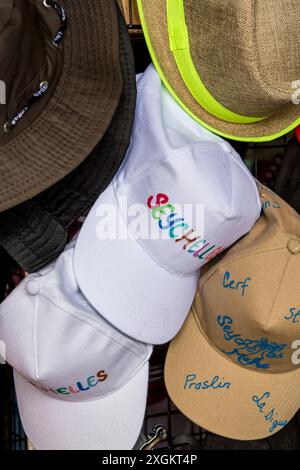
[0,241,152,450]
[74,64,261,345]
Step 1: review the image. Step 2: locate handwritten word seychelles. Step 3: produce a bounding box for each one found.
[217,315,287,369]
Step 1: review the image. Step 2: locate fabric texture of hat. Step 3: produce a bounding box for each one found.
[0,0,123,212]
[0,6,136,274]
[137,0,300,142]
[73,65,261,345]
[165,183,300,440]
[0,239,152,450]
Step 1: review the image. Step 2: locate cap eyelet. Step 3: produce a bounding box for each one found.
[43,0,51,8]
[3,122,11,133]
[40,81,49,90]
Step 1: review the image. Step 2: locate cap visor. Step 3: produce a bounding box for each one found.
[74,184,198,345]
[14,363,149,450]
[165,311,300,440]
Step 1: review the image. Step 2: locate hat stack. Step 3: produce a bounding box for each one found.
[0,0,299,450]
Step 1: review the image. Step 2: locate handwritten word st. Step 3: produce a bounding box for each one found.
[284,307,300,324]
[223,271,251,296]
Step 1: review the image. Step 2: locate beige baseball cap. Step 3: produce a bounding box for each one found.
[165,183,300,440]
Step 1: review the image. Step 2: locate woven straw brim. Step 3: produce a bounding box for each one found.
[0,0,122,212]
[138,0,300,142]
[165,308,300,440]
[0,7,136,273]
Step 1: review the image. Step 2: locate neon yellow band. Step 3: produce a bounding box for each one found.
[137,0,300,142]
[166,0,266,124]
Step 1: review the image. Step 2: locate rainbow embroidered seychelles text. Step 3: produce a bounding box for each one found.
[29,369,108,396]
[147,193,224,262]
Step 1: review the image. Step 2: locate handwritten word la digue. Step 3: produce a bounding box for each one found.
[252,391,288,433]
[147,193,224,263]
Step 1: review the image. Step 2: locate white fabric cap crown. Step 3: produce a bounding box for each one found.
[74,65,262,345]
[0,242,151,400]
[0,241,152,450]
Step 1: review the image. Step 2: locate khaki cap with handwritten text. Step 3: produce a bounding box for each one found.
[165,183,300,440]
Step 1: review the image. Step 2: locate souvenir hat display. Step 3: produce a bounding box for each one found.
[0,240,152,450]
[73,65,261,345]
[0,0,123,213]
[2,0,300,452]
[136,0,300,142]
[0,6,136,273]
[165,183,300,440]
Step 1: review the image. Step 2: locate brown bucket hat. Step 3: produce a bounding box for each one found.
[137,0,300,142]
[165,184,300,440]
[0,0,122,212]
[0,5,137,273]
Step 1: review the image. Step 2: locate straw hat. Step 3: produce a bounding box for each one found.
[137,0,300,142]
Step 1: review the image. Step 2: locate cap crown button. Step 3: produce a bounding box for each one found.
[287,239,300,254]
[26,280,40,296]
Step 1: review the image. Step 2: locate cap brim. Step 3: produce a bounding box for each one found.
[0,7,136,273]
[74,184,198,345]
[137,0,300,142]
[165,309,300,440]
[14,362,149,450]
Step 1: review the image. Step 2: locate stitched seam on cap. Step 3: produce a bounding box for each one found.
[265,253,291,329]
[33,295,39,380]
[40,290,149,360]
[215,245,288,267]
[115,144,193,187]
[228,152,234,217]
[227,150,261,218]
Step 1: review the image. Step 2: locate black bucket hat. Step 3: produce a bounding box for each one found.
[0,6,136,273]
